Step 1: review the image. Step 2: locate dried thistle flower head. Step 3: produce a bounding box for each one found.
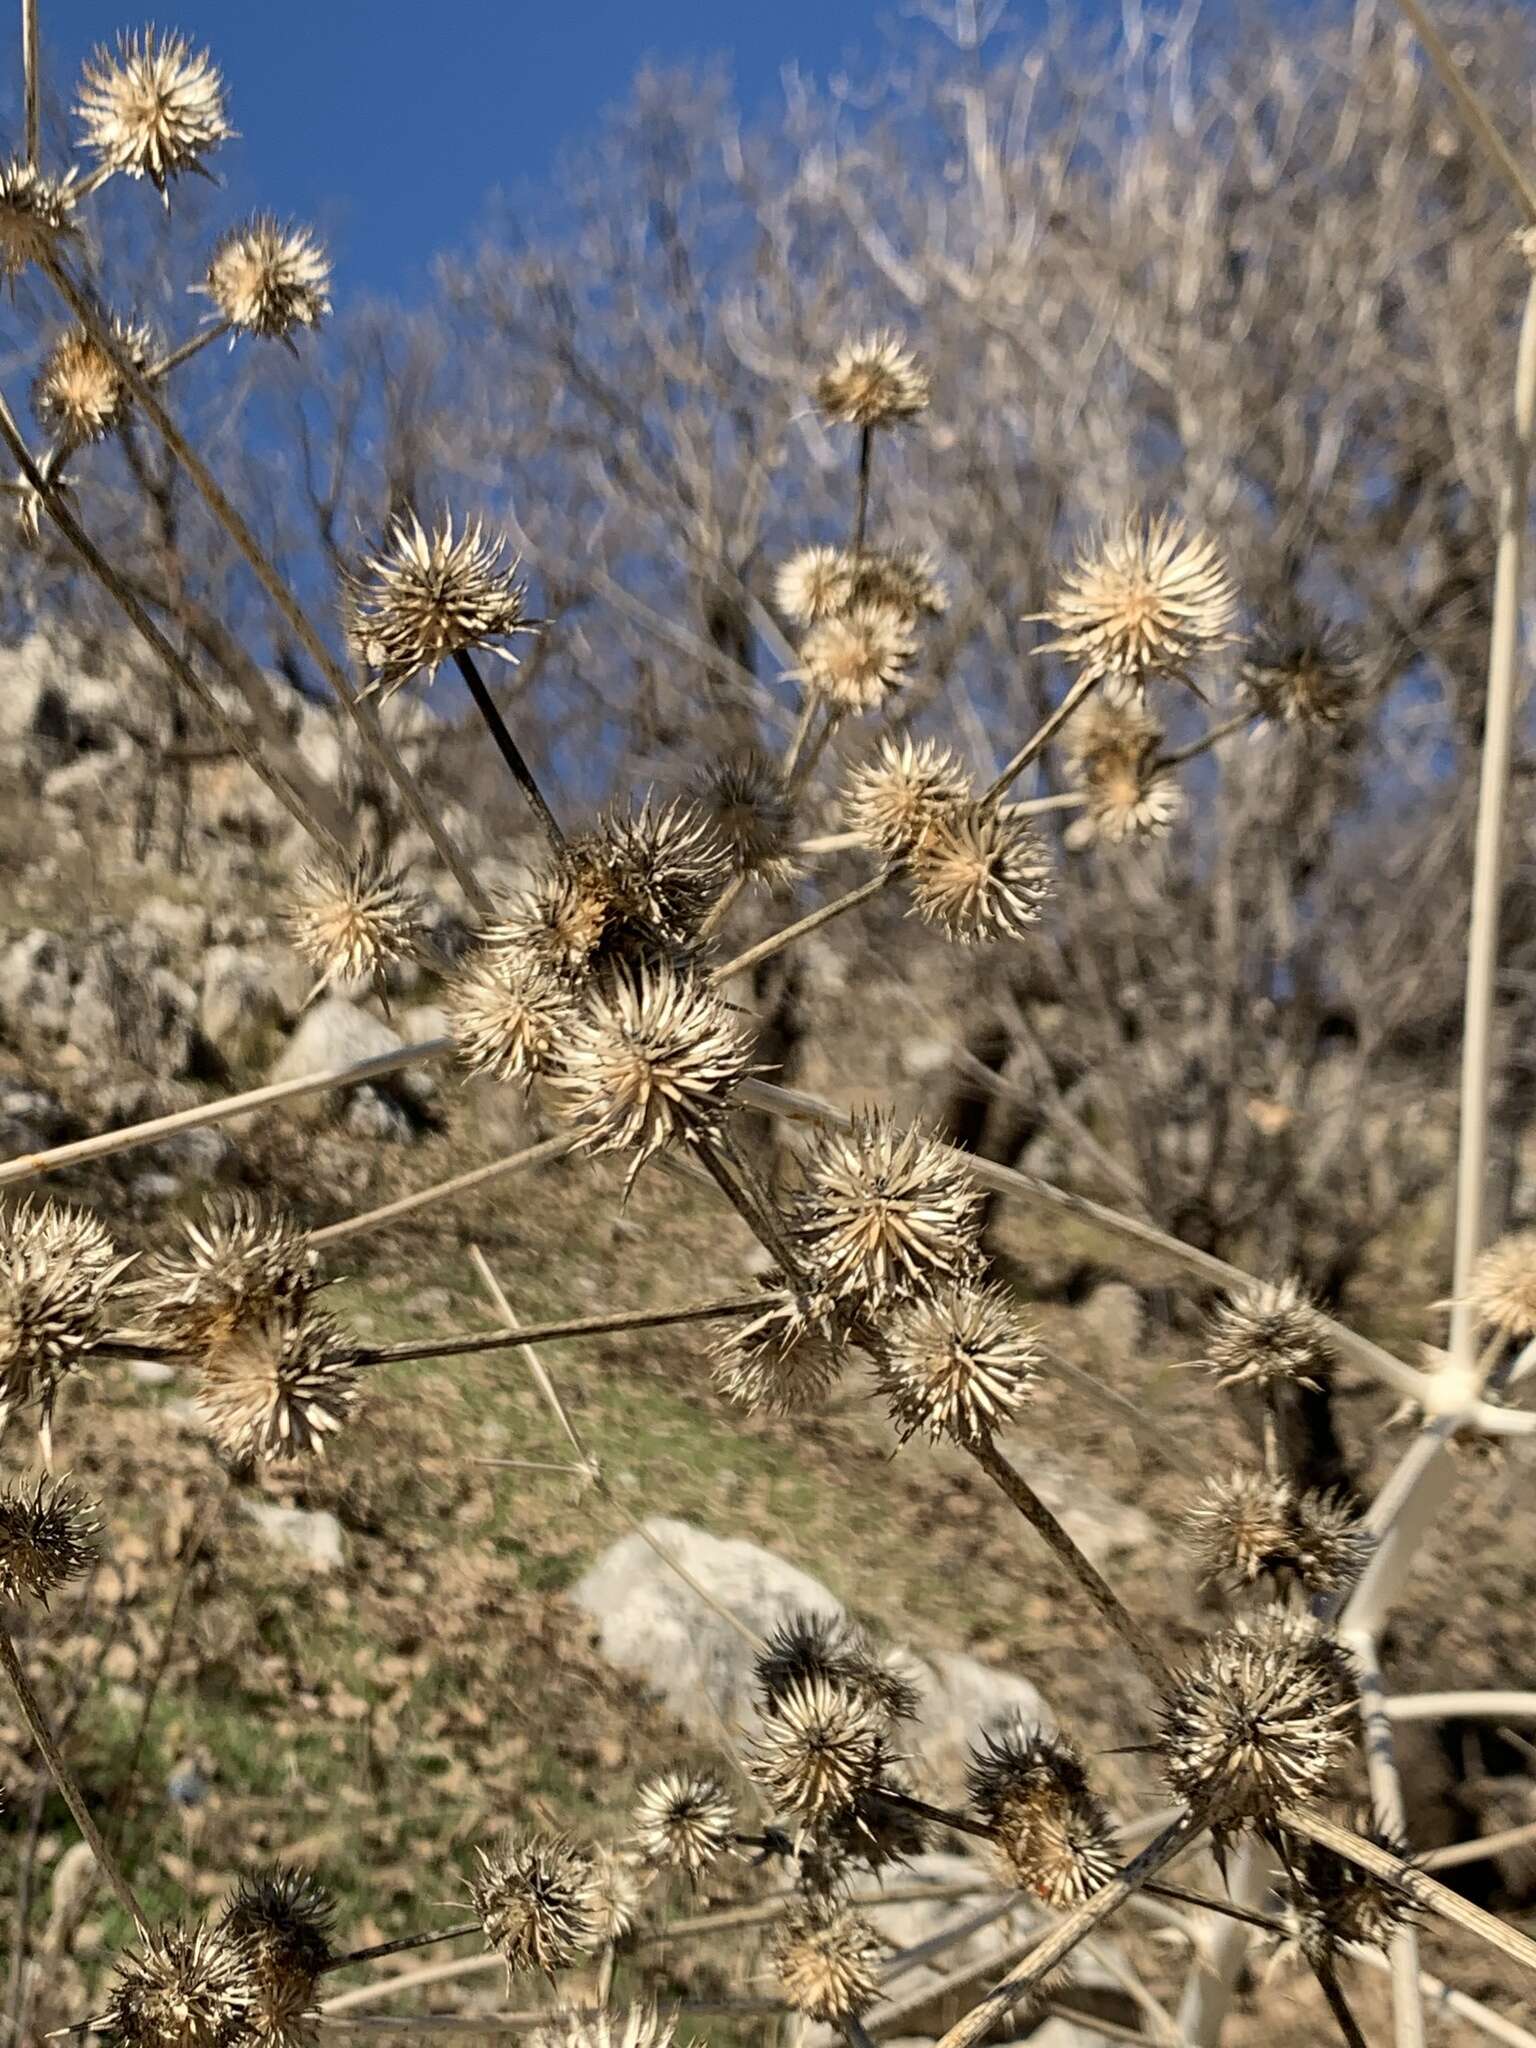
[1180,1470,1299,1588]
[1281,1822,1419,1964]
[755,1612,921,1724]
[344,512,533,698]
[1158,1628,1354,1826]
[77,28,233,194]
[1034,514,1236,691]
[904,800,1053,943]
[104,1922,255,2048]
[0,1199,130,1415]
[220,1867,335,2048]
[880,1281,1040,1447]
[842,735,970,861]
[746,1676,887,1824]
[592,799,735,944]
[851,546,948,620]
[284,855,422,997]
[796,601,916,713]
[468,1831,601,1982]
[631,1769,736,1875]
[586,1848,645,1944]
[815,332,930,429]
[688,751,798,889]
[1288,1488,1373,1595]
[135,1196,315,1353]
[33,319,153,447]
[0,1475,97,1605]
[1201,1278,1334,1392]
[490,867,617,988]
[967,1727,1117,1905]
[1466,1230,1536,1338]
[1241,606,1363,731]
[1230,1605,1355,1705]
[201,217,331,341]
[196,1304,359,1462]
[536,2007,677,2048]
[709,1288,849,1415]
[448,951,573,1088]
[554,963,755,1164]
[775,545,858,626]
[795,1111,983,1306]
[0,160,78,280]
[1066,700,1183,845]
[773,1903,882,2019]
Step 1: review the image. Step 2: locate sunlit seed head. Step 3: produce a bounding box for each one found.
[535,2007,677,2048]
[76,28,233,194]
[1066,700,1183,845]
[904,800,1053,944]
[631,1769,736,1876]
[815,332,930,429]
[284,855,422,996]
[1241,604,1363,732]
[586,1848,645,1945]
[1035,513,1236,690]
[33,319,153,447]
[448,950,573,1088]
[755,1611,922,1724]
[196,1303,360,1462]
[0,160,78,280]
[775,545,859,626]
[1180,1469,1299,1588]
[344,512,533,698]
[795,1111,984,1307]
[468,1831,602,1983]
[134,1195,316,1354]
[104,1922,256,2048]
[773,1903,882,2020]
[1158,1629,1355,1824]
[487,866,618,989]
[709,1289,849,1415]
[842,734,971,861]
[1288,1487,1373,1596]
[880,1281,1040,1446]
[796,601,917,713]
[1202,1278,1334,1392]
[967,1727,1117,1906]
[201,217,331,340]
[688,751,799,889]
[1466,1230,1536,1338]
[0,1474,97,1605]
[746,1676,887,1824]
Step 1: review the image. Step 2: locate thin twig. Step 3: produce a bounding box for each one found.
[309,1132,579,1248]
[1389,0,1536,224]
[1343,1628,1426,2048]
[22,0,39,164]
[710,874,888,984]
[356,1295,764,1367]
[146,324,233,382]
[1155,710,1256,772]
[452,651,565,850]
[984,669,1101,802]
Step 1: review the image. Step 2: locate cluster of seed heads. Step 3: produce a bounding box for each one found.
[967,1726,1118,1905]
[772,1902,883,2019]
[1066,700,1184,846]
[1180,1469,1373,1594]
[1279,1823,1420,1965]
[1200,1276,1336,1392]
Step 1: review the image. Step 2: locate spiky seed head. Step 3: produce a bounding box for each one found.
[754,1612,922,1724]
[489,868,616,988]
[0,160,78,280]
[200,217,331,340]
[1288,1489,1373,1595]
[850,546,948,620]
[688,751,798,888]
[220,1867,335,2048]
[554,964,755,1163]
[774,1903,882,2019]
[825,1761,930,1875]
[0,1475,97,1605]
[1066,700,1183,845]
[1158,1629,1355,1825]
[196,1304,360,1461]
[815,332,930,428]
[775,545,858,626]
[104,1922,256,2048]
[709,1289,849,1415]
[1281,1823,1419,1964]
[344,512,532,697]
[967,1728,1117,1905]
[468,1831,602,1982]
[1202,1278,1334,1392]
[1034,514,1236,690]
[134,1197,315,1354]
[880,1282,1040,1446]
[1230,1605,1355,1706]
[1466,1230,1536,1338]
[1180,1470,1299,1588]
[76,29,233,193]
[535,2008,677,2048]
[746,1676,887,1824]
[448,951,573,1088]
[33,319,153,447]
[284,855,422,995]
[904,801,1053,944]
[586,1849,645,1945]
[592,799,735,943]
[842,735,971,861]
[1241,606,1363,731]
[795,1111,983,1306]
[796,601,917,713]
[631,1769,736,1875]
[0,1199,130,1413]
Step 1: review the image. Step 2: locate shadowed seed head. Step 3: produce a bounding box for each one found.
[843,735,970,861]
[0,1198,130,1414]
[1241,605,1363,731]
[1180,1470,1299,1587]
[1067,701,1183,845]
[1035,513,1235,690]
[688,751,798,889]
[850,546,948,620]
[904,801,1053,944]
[746,1675,887,1824]
[33,319,153,446]
[773,1903,882,2019]
[815,332,930,428]
[77,29,233,193]
[1288,1488,1373,1595]
[880,1281,1040,1446]
[104,1922,256,2048]
[967,1727,1117,1905]
[1281,1821,1419,1964]
[1202,1278,1334,1392]
[195,1303,360,1462]
[0,1474,97,1605]
[220,1866,335,2048]
[201,217,331,341]
[795,1111,983,1306]
[134,1196,316,1354]
[709,1288,849,1415]
[632,1768,736,1875]
[284,855,422,996]
[755,1612,922,1724]
[468,1831,602,1982]
[796,602,916,713]
[344,512,532,697]
[0,161,77,280]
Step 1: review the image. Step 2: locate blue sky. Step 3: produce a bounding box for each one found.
[26,0,1051,299]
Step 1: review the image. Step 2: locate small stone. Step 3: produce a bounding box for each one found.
[241,1501,345,1573]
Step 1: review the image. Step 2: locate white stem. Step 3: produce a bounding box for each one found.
[1343,1629,1426,2048]
[1174,1839,1273,2046]
[1383,1691,1536,1722]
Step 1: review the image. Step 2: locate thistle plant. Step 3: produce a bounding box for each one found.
[5,6,1536,2048]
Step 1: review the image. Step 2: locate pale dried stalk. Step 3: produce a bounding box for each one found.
[1389,0,1536,224]
[309,1133,579,1248]
[21,0,38,163]
[984,668,1100,801]
[1424,1816,1536,1873]
[710,873,888,984]
[1342,1629,1425,2048]
[1384,1691,1536,1721]
[355,1294,764,1367]
[1356,1948,1536,2048]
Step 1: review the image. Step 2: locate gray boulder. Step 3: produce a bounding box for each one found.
[268,997,432,1131]
[200,945,287,1070]
[0,930,75,1040]
[67,927,197,1077]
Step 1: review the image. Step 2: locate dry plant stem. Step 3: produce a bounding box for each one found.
[1356,1950,1536,2048]
[21,0,38,163]
[146,323,232,382]
[313,2004,789,2034]
[931,1810,1207,2048]
[1389,0,1536,224]
[1156,710,1256,772]
[711,873,888,984]
[696,1132,807,1278]
[781,696,821,782]
[1385,1691,1536,1721]
[452,651,565,850]
[355,1294,764,1366]
[698,872,748,939]
[323,1925,483,1976]
[41,258,494,916]
[1314,1962,1370,2048]
[0,1627,145,1933]
[984,668,1101,802]
[0,392,352,862]
[786,707,843,798]
[309,1131,579,1248]
[1282,1807,1536,1974]
[966,1437,1167,1686]
[1344,1629,1426,2048]
[852,423,873,551]
[1447,272,1536,1362]
[1424,1816,1536,1873]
